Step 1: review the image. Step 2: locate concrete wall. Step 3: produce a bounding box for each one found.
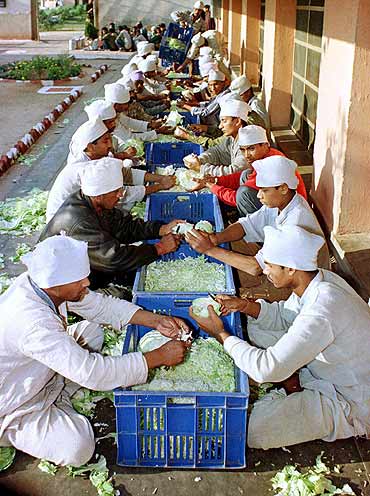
[96,0,195,29]
[0,0,38,40]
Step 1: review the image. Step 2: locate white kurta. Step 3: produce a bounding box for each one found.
[0,273,147,464]
[114,113,157,142]
[238,193,325,267]
[224,269,370,448]
[198,135,247,176]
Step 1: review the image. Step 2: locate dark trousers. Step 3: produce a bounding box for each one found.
[236,185,263,216]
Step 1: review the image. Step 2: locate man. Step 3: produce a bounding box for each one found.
[190,224,370,449]
[185,155,326,276]
[183,98,250,176]
[0,235,189,466]
[132,69,170,116]
[193,125,307,215]
[40,158,183,290]
[230,75,270,132]
[138,59,169,95]
[46,120,175,222]
[115,25,132,51]
[129,41,154,66]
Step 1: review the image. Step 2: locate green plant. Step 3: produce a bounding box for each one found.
[85,20,99,40]
[6,56,81,81]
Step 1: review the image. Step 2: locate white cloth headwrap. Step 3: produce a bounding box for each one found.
[80,157,123,196]
[70,119,108,155]
[84,100,116,121]
[121,62,138,77]
[238,125,268,146]
[254,156,299,189]
[208,69,225,82]
[22,235,90,288]
[194,1,204,8]
[219,98,251,120]
[230,75,252,95]
[263,225,324,271]
[147,54,159,64]
[104,83,130,104]
[137,42,154,56]
[115,76,134,91]
[139,58,157,73]
[191,32,205,47]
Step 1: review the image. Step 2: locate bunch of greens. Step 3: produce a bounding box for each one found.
[134,331,235,392]
[7,56,81,81]
[38,459,58,475]
[121,138,145,157]
[101,326,126,356]
[0,189,48,236]
[167,38,187,51]
[271,452,355,495]
[130,201,146,219]
[144,255,226,293]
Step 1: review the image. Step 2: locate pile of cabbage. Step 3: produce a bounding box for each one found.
[156,166,207,192]
[144,255,226,292]
[119,138,145,158]
[167,38,187,51]
[133,330,235,392]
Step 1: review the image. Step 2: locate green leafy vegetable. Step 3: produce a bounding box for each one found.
[0,446,16,472]
[0,188,48,236]
[38,459,58,475]
[144,255,226,293]
[9,243,31,263]
[120,138,145,157]
[156,166,207,192]
[192,297,221,318]
[101,326,126,356]
[0,273,15,295]
[67,455,115,496]
[167,38,187,51]
[130,201,146,219]
[71,388,113,418]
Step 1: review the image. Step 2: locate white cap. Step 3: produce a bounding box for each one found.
[80,157,123,196]
[70,119,108,154]
[147,53,159,64]
[104,83,130,104]
[230,75,252,95]
[208,69,226,82]
[199,46,213,57]
[263,225,324,271]
[219,98,251,120]
[139,58,157,73]
[239,125,268,146]
[84,100,116,121]
[254,156,299,189]
[194,1,204,8]
[137,42,154,56]
[121,62,138,77]
[22,235,90,288]
[199,61,218,77]
[191,33,205,47]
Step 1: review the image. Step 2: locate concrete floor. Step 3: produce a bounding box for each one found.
[0,44,369,496]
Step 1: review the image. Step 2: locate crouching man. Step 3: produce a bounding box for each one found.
[190,225,370,449]
[0,235,189,466]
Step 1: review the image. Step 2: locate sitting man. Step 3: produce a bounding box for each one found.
[40,158,183,290]
[185,155,327,276]
[131,70,170,116]
[190,224,370,449]
[0,235,189,466]
[182,98,251,176]
[192,125,306,215]
[46,120,175,221]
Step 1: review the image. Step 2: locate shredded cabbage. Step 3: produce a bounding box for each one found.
[120,138,145,157]
[194,220,213,233]
[130,201,146,219]
[0,188,48,236]
[9,243,31,263]
[71,388,113,418]
[134,331,235,392]
[156,166,207,193]
[164,109,184,127]
[101,326,126,357]
[38,459,58,475]
[271,452,355,495]
[144,256,226,293]
[0,446,16,472]
[166,71,189,79]
[192,297,221,318]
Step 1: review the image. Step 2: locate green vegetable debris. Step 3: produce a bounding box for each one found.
[120,138,145,157]
[67,455,115,496]
[9,243,31,263]
[71,388,113,418]
[0,446,16,472]
[144,255,226,293]
[0,273,15,295]
[130,201,146,219]
[38,459,58,475]
[167,38,187,51]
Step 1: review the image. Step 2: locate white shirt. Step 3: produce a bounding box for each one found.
[0,273,147,434]
[238,193,324,267]
[114,113,157,142]
[224,269,370,437]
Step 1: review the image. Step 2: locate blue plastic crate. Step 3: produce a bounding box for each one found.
[145,142,204,168]
[114,300,249,469]
[159,23,194,66]
[158,111,200,126]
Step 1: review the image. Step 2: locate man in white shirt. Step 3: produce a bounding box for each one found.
[0,235,189,466]
[185,155,326,275]
[190,225,370,449]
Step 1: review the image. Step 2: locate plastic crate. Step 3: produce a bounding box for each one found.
[158,111,200,126]
[114,299,249,469]
[159,23,194,66]
[145,142,204,168]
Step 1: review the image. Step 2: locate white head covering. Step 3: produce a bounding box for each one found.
[147,53,159,64]
[199,46,213,57]
[104,83,130,104]
[263,225,324,271]
[80,157,123,197]
[84,100,116,121]
[70,119,108,155]
[22,235,90,288]
[139,58,157,73]
[199,61,218,78]
[254,156,299,189]
[208,69,226,82]
[238,125,268,146]
[115,76,134,91]
[191,32,205,47]
[137,42,154,56]
[219,98,251,121]
[194,1,204,8]
[230,75,252,95]
[121,62,138,77]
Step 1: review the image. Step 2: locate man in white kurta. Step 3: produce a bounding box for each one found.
[0,236,189,465]
[190,225,370,449]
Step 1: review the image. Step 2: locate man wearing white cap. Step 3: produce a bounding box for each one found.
[183,98,250,176]
[0,235,190,466]
[129,41,154,67]
[139,58,169,96]
[40,159,183,290]
[230,75,270,131]
[193,125,306,215]
[185,155,326,276]
[190,224,370,449]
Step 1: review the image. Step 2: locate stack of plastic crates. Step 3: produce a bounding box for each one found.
[159,22,194,67]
